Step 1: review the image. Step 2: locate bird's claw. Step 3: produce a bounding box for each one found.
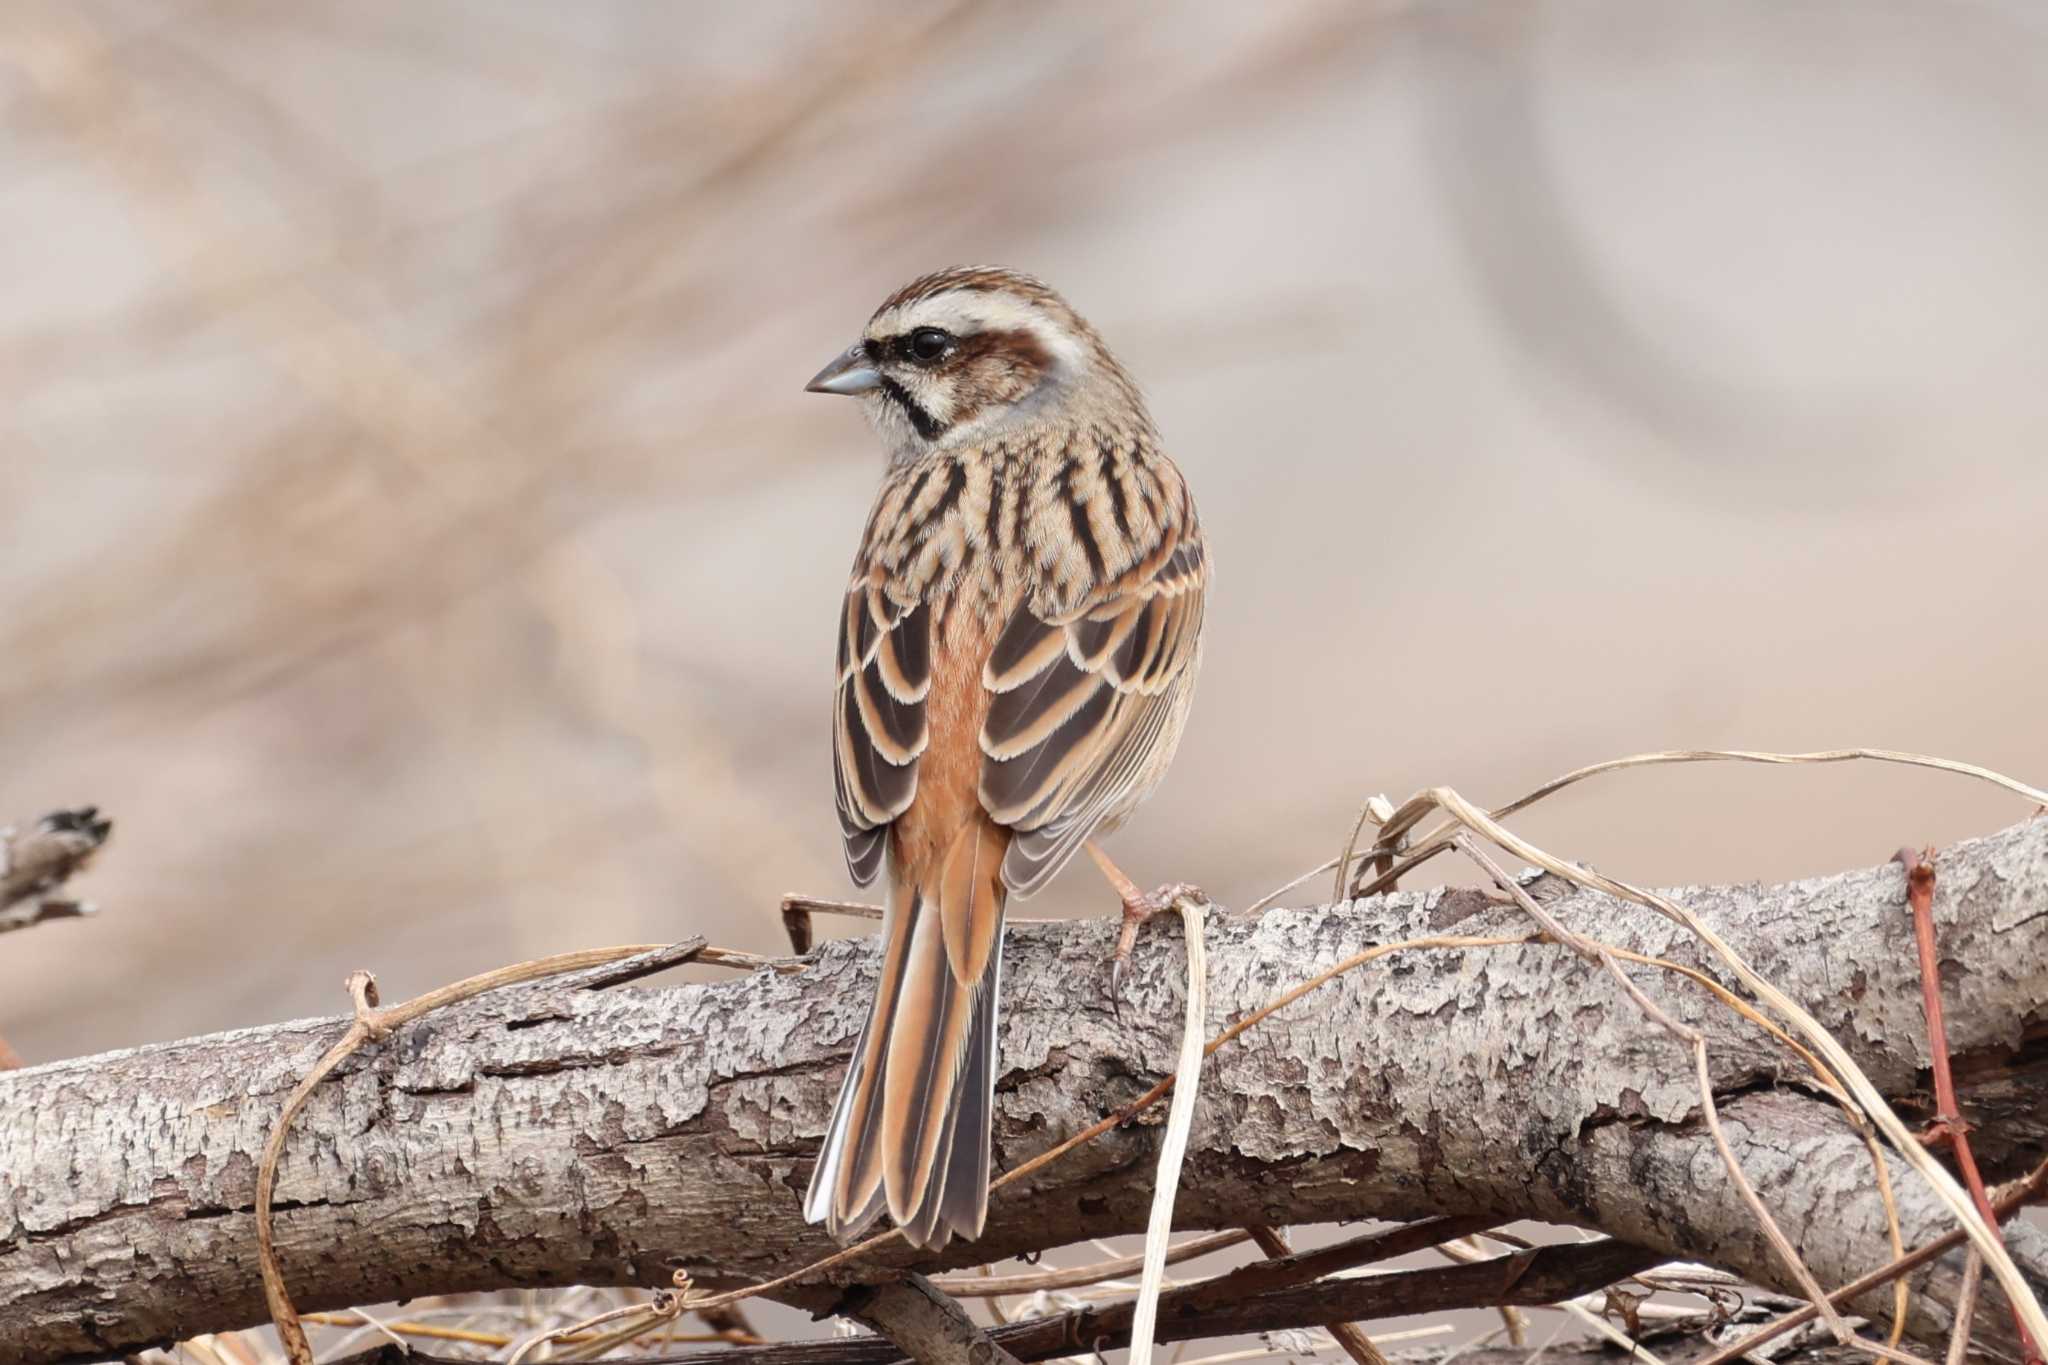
[1108,881,1205,1019]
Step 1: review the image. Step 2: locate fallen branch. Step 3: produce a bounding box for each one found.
[6,822,2048,1362]
[1247,1224,1390,1365]
[634,1235,1662,1365]
[841,1275,1023,1365]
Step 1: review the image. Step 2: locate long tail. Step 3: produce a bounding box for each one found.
[804,816,1008,1249]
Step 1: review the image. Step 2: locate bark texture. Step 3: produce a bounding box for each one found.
[4,820,2048,1364]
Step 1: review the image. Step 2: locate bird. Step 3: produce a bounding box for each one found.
[800,265,1209,1250]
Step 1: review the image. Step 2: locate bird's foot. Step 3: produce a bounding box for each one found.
[1110,881,1206,1012]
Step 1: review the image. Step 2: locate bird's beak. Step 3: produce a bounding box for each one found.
[805,343,882,396]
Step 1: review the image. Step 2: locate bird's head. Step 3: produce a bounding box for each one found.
[806,266,1130,461]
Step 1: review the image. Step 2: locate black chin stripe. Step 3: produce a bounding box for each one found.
[880,377,947,442]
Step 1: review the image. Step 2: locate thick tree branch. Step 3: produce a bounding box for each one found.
[4,820,2048,1363]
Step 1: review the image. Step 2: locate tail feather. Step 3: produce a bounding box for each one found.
[804,880,915,1235]
[936,943,1001,1237]
[805,817,1008,1249]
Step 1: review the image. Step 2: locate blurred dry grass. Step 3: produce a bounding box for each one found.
[5,0,2048,1064]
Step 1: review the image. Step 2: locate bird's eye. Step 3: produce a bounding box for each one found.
[906,328,953,364]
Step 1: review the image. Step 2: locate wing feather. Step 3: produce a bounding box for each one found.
[833,586,931,884]
[978,528,1207,894]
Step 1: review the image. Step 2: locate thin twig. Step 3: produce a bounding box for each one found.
[780,895,882,954]
[843,1275,1023,1365]
[779,895,1060,955]
[1494,750,2048,824]
[931,1232,1252,1298]
[1329,795,1396,906]
[1246,1226,1389,1365]
[549,938,709,991]
[331,1304,410,1352]
[1432,1239,1552,1358]
[297,1309,753,1349]
[697,945,807,974]
[1341,747,2048,901]
[1895,846,2038,1365]
[1693,1041,1871,1351]
[1580,936,1912,1341]
[1945,1252,1984,1365]
[507,1292,680,1365]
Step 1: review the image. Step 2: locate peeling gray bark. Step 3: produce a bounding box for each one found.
[3,820,2047,1364]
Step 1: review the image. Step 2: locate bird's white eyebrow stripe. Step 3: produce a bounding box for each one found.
[869,291,1086,373]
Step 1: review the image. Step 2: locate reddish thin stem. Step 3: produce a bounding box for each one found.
[1898,846,2042,1365]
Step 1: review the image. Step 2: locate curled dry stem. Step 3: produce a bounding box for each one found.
[255,942,703,1365]
[506,1291,682,1365]
[297,1309,754,1350]
[1336,747,2048,903]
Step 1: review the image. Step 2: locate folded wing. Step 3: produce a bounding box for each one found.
[832,584,931,884]
[978,533,1207,895]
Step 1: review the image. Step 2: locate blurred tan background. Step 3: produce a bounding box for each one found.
[5,0,2047,1065]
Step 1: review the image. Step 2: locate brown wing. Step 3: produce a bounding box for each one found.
[978,532,1207,895]
[832,582,932,885]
